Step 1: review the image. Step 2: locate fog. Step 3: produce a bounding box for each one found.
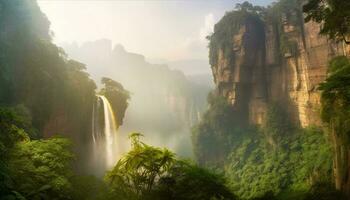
[63,40,212,157]
[37,0,274,157]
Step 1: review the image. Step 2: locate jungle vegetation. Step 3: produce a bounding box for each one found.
[1,0,350,200]
[198,0,350,199]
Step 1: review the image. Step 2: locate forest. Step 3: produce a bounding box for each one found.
[0,0,350,200]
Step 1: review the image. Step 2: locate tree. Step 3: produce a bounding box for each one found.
[0,106,75,200]
[0,107,31,156]
[100,77,130,127]
[192,93,244,166]
[0,0,97,141]
[105,133,175,199]
[105,133,236,200]
[0,107,30,198]
[319,56,350,141]
[318,56,350,193]
[235,1,265,15]
[263,103,294,148]
[8,137,74,199]
[303,0,350,44]
[101,77,126,92]
[303,182,345,200]
[154,161,236,200]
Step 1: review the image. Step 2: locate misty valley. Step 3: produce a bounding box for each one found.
[0,0,350,200]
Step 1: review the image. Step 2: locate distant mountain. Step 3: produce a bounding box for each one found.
[62,40,212,157]
[187,74,214,88]
[167,59,212,76]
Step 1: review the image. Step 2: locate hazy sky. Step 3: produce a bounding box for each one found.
[38,0,275,62]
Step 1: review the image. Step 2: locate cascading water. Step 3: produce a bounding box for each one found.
[91,95,119,173]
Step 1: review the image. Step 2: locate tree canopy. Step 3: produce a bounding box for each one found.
[303,0,350,44]
[100,77,130,127]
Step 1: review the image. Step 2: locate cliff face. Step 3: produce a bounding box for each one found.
[210,8,350,196]
[211,17,349,128]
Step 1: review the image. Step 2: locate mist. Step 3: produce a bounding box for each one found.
[62,40,212,158]
[2,0,348,199]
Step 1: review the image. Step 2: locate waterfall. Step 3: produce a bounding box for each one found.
[91,95,119,171]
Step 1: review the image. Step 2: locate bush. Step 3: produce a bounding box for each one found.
[224,126,332,199]
[105,133,236,200]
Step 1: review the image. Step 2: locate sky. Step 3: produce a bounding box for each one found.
[38,0,275,62]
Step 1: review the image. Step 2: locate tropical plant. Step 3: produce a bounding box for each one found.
[106,133,236,200]
[105,132,175,199]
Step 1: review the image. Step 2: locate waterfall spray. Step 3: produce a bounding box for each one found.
[92,95,119,171]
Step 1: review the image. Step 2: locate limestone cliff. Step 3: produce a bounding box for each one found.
[210,10,349,128]
[209,4,350,196]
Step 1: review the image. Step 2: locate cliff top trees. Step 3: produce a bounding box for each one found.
[100,77,130,127]
[303,0,350,44]
[235,1,265,15]
[207,1,264,67]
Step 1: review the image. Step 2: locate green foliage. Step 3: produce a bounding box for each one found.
[199,2,342,199]
[64,59,97,132]
[303,0,350,44]
[0,1,99,183]
[0,106,76,200]
[192,93,245,166]
[70,175,109,200]
[0,105,110,200]
[225,127,332,199]
[106,133,236,200]
[0,107,31,157]
[268,0,302,27]
[0,107,30,198]
[319,56,350,142]
[208,0,304,66]
[235,2,265,14]
[207,2,264,67]
[267,0,303,57]
[8,137,74,199]
[100,77,130,127]
[251,191,278,200]
[263,103,294,147]
[105,133,176,199]
[153,161,236,200]
[302,182,346,200]
[318,56,350,195]
[0,0,97,139]
[193,94,332,200]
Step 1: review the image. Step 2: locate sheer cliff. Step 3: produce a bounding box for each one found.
[209,6,349,128]
[202,0,350,198]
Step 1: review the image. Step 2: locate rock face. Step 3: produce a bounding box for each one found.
[210,8,350,197]
[211,18,349,128]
